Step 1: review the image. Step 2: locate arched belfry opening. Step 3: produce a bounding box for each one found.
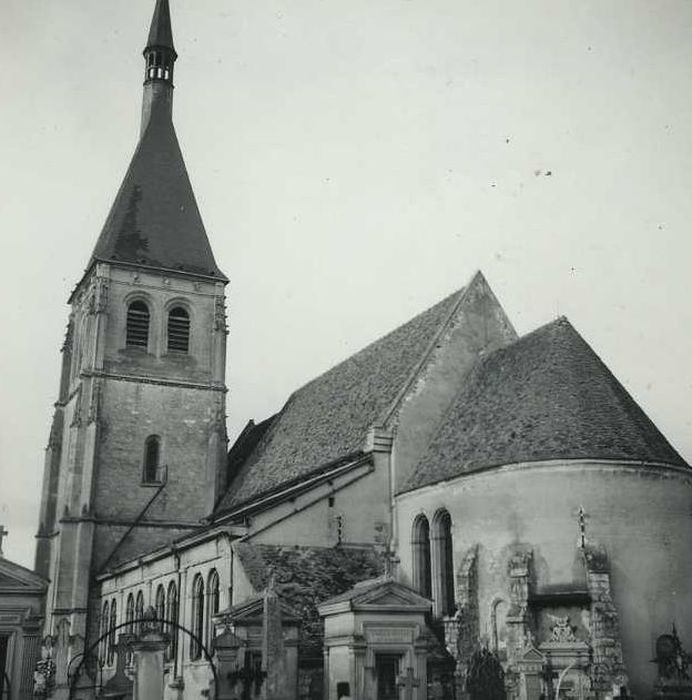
[412,514,432,598]
[432,509,455,617]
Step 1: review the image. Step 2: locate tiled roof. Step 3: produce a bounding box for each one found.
[217,289,465,512]
[226,417,277,486]
[88,103,226,280]
[404,317,688,492]
[234,543,384,655]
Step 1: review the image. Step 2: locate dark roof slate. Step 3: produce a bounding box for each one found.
[404,317,688,492]
[88,105,226,280]
[234,543,384,655]
[147,0,175,51]
[217,289,465,512]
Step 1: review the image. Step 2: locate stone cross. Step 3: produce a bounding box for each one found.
[397,667,420,700]
[262,574,287,700]
[577,506,587,549]
[0,524,8,556]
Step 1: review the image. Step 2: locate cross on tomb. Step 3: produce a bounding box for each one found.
[0,524,8,557]
[397,667,420,700]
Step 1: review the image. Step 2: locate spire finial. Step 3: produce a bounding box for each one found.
[140,0,177,135]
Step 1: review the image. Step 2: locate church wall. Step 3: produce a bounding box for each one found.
[98,533,233,695]
[391,274,517,494]
[395,460,692,699]
[243,459,390,548]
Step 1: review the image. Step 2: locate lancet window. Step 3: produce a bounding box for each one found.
[135,590,145,635]
[125,593,135,633]
[166,581,179,661]
[143,435,161,484]
[411,514,432,598]
[108,599,117,665]
[190,574,204,660]
[100,601,110,663]
[432,509,455,617]
[155,584,166,623]
[207,569,220,647]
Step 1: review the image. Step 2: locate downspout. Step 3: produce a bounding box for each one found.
[174,550,181,680]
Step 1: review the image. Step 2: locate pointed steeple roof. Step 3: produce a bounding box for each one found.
[146,0,175,52]
[403,317,688,492]
[88,105,226,280]
[84,0,226,281]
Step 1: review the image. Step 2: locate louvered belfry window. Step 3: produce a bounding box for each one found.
[167,306,190,353]
[126,300,150,348]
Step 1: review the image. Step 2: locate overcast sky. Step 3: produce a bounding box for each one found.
[1,0,691,568]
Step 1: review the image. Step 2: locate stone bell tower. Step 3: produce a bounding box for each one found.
[34,0,228,689]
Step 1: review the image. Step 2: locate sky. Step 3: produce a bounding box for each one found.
[1,0,691,569]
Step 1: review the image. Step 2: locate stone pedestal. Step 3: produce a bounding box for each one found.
[130,620,168,700]
[214,628,245,700]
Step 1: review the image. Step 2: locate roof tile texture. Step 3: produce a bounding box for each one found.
[89,106,226,279]
[404,318,687,492]
[234,543,383,655]
[219,290,463,510]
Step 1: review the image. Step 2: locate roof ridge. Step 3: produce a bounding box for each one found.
[377,283,470,427]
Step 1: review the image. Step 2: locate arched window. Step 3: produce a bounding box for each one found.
[206,569,220,647]
[167,306,190,353]
[190,574,204,660]
[411,515,432,598]
[126,300,150,348]
[143,435,161,483]
[432,509,455,617]
[155,584,166,623]
[166,581,179,661]
[100,601,110,663]
[491,598,509,655]
[135,590,145,635]
[108,599,117,664]
[125,593,135,633]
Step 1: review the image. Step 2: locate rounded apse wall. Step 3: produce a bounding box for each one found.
[395,460,692,698]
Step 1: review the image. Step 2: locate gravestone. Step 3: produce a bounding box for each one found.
[262,576,288,700]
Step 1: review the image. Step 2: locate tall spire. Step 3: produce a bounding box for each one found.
[83,0,227,281]
[141,0,178,136]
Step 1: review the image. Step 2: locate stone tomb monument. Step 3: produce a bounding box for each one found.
[213,582,300,700]
[318,576,432,700]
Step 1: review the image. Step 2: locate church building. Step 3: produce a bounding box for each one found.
[31,2,692,700]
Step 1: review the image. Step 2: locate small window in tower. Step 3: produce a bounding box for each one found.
[148,53,155,67]
[167,307,190,353]
[143,435,161,484]
[126,300,150,348]
[154,53,162,67]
